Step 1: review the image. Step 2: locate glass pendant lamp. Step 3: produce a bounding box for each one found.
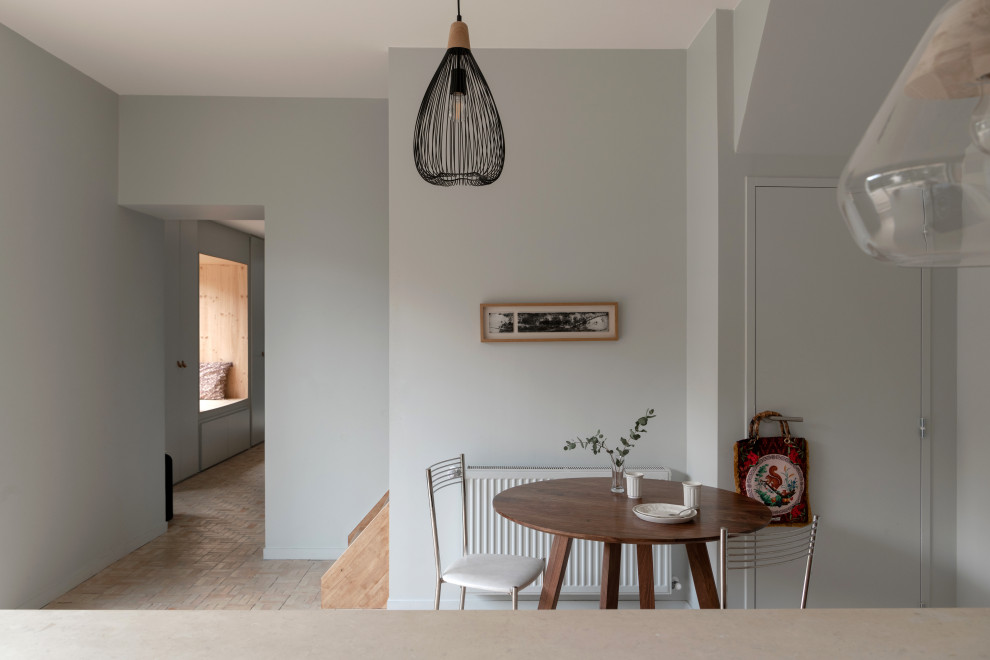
[838,0,990,266]
[413,0,504,187]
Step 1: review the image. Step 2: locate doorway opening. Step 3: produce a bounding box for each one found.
[199,253,249,413]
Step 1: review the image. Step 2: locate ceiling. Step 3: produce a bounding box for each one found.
[0,0,741,98]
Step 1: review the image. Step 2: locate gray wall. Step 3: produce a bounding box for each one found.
[686,9,721,495]
[118,96,389,559]
[0,23,166,608]
[734,0,944,157]
[732,0,770,149]
[684,13,722,611]
[198,220,252,264]
[387,48,687,607]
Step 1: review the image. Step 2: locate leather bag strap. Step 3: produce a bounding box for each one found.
[749,410,791,439]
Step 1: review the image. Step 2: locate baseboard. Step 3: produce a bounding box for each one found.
[263,546,345,560]
[20,521,168,610]
[387,596,692,611]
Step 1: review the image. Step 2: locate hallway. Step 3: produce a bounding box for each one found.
[45,444,331,610]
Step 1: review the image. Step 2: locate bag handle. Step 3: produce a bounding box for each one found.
[749,410,791,439]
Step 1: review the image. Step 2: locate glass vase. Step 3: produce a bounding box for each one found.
[610,464,625,493]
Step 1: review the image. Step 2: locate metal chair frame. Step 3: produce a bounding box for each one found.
[719,514,820,609]
[427,454,534,610]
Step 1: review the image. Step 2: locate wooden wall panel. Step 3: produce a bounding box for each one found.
[199,255,249,399]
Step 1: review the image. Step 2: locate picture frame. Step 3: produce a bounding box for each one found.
[480,302,619,342]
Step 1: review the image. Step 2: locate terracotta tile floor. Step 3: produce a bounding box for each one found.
[45,444,332,610]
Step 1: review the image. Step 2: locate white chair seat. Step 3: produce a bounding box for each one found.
[442,554,545,592]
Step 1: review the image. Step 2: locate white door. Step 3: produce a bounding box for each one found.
[752,183,922,608]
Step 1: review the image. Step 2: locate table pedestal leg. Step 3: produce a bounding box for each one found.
[636,545,655,609]
[538,535,572,610]
[600,542,622,609]
[686,541,720,609]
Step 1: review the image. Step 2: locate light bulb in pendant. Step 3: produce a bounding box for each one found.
[451,93,465,121]
[450,66,467,122]
[969,77,990,155]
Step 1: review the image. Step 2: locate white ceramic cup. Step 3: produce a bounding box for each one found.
[682,481,701,509]
[625,472,644,498]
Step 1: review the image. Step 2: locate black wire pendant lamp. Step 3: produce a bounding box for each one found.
[413,0,504,187]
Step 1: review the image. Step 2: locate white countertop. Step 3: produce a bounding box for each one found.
[1,608,988,659]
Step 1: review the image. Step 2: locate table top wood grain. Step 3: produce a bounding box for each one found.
[492,478,771,544]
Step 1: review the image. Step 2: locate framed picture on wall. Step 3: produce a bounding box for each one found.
[480,302,619,342]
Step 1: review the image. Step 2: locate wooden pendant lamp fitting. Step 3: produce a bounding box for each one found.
[448,19,470,50]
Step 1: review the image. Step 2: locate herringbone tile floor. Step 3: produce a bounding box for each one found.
[45,444,332,610]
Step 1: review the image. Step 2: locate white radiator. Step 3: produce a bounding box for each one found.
[466,466,672,597]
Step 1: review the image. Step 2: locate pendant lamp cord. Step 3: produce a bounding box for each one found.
[457,0,461,21]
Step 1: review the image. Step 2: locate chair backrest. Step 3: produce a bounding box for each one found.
[425,455,468,579]
[719,514,820,609]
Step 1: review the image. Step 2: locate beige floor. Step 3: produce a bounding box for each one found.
[45,444,332,610]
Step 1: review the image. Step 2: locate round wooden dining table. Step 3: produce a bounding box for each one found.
[492,477,771,609]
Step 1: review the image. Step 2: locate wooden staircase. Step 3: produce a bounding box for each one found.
[320,491,389,609]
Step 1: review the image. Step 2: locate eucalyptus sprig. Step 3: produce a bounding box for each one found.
[563,408,656,468]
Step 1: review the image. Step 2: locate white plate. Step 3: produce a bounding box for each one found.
[633,503,697,524]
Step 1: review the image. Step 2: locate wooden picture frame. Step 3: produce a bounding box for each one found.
[480,302,619,342]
